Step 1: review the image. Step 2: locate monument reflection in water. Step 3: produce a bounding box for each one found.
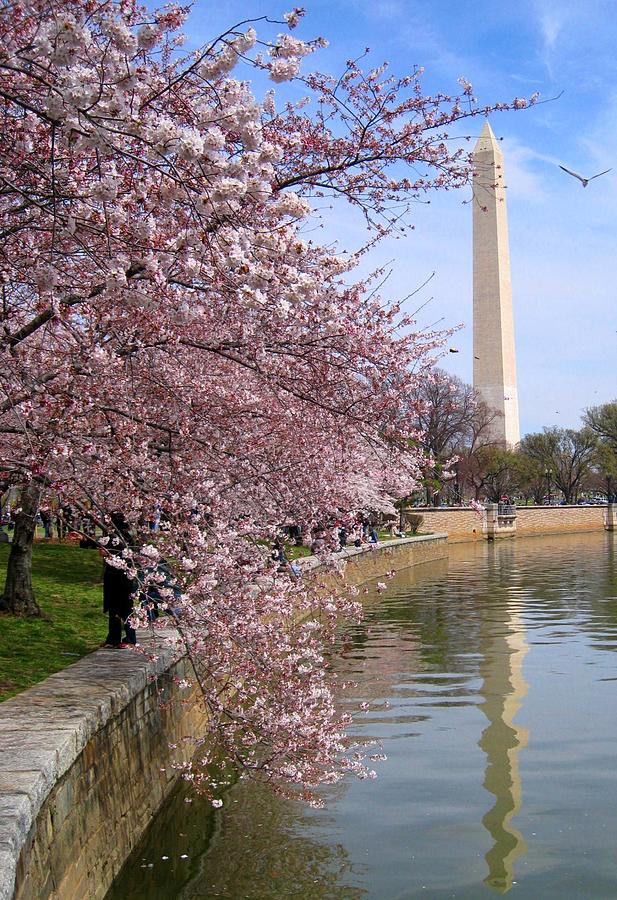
[107,534,617,900]
[478,545,529,892]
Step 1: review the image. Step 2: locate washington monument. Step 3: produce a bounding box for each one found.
[472,121,520,447]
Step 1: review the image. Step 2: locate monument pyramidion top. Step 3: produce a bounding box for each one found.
[473,120,503,158]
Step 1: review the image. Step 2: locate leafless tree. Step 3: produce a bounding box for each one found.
[410,370,499,504]
[584,402,617,453]
[519,427,598,504]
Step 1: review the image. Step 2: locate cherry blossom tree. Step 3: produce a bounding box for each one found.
[0,0,534,801]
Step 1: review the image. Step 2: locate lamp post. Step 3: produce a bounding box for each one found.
[545,468,552,505]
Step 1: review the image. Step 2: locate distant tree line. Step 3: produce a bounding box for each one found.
[408,370,617,506]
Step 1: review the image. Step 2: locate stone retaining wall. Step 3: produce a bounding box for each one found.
[324,533,449,586]
[408,505,611,542]
[0,534,447,900]
[1,632,207,900]
[516,505,607,535]
[406,508,485,542]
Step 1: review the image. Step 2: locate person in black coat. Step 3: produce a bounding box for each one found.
[100,511,137,648]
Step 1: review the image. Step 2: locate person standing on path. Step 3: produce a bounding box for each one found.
[100,511,137,648]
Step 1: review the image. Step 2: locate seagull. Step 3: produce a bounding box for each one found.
[558,164,612,187]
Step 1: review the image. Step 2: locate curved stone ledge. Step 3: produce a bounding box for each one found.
[0,533,448,900]
[0,629,207,900]
[300,533,449,586]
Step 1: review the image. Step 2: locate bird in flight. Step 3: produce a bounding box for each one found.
[449,347,459,353]
[558,164,612,187]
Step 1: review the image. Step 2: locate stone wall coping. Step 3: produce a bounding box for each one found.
[411,504,610,511]
[0,627,182,900]
[405,506,475,512]
[516,504,610,510]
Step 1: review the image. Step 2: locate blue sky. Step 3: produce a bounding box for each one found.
[186,0,617,436]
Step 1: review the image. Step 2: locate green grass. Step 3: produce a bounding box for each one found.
[0,542,107,702]
[287,544,312,561]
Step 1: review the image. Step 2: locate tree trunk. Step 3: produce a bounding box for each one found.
[398,498,407,532]
[0,480,42,617]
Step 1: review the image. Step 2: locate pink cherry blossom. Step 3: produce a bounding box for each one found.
[0,0,533,801]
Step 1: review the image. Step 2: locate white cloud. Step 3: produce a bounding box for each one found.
[499,136,553,203]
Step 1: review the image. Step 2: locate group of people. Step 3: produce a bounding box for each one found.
[335,521,379,550]
[38,505,98,542]
[44,504,406,650]
[0,503,80,542]
[338,518,409,550]
[312,518,404,554]
[100,511,181,650]
[270,518,406,578]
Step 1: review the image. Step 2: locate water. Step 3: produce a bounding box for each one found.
[107,533,617,899]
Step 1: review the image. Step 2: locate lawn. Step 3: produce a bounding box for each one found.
[0,542,107,702]
[287,544,312,561]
